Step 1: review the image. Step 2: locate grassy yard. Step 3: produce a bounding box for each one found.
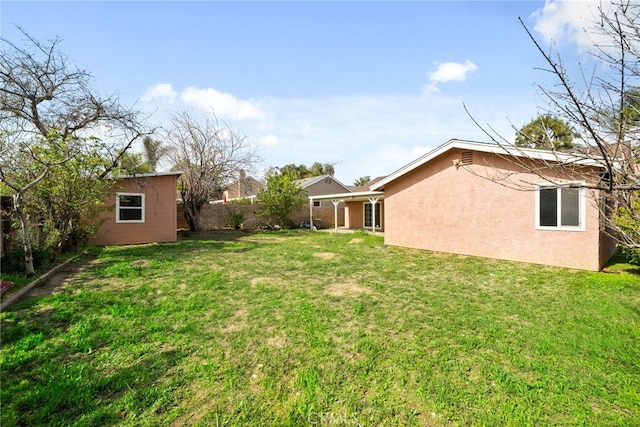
[1,230,639,426]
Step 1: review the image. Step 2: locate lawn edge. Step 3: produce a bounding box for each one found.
[0,257,77,311]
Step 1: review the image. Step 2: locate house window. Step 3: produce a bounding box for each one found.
[116,192,145,223]
[313,200,321,207]
[364,202,381,229]
[535,184,584,231]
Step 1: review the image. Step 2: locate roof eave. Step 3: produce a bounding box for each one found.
[370,139,611,191]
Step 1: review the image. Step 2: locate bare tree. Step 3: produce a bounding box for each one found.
[0,28,150,174]
[0,28,150,274]
[166,110,259,231]
[467,1,640,250]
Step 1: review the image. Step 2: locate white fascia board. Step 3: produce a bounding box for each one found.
[371,139,610,191]
[309,190,384,201]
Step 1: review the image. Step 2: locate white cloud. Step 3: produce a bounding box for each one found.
[259,134,278,146]
[180,86,266,121]
[423,60,478,95]
[530,0,616,53]
[411,145,431,159]
[141,83,177,103]
[246,93,534,185]
[139,85,535,185]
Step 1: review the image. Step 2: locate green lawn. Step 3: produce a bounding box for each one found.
[1,230,639,426]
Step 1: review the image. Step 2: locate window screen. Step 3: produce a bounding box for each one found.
[117,193,144,223]
[539,188,558,227]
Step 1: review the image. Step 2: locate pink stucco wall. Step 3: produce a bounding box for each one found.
[383,149,612,271]
[89,174,179,246]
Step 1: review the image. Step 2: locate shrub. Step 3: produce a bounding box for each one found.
[619,247,640,266]
[1,245,55,274]
[226,210,244,230]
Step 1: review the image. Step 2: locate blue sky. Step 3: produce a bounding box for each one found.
[1,1,605,185]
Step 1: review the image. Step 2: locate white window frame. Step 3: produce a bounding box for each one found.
[116,192,145,223]
[535,182,585,231]
[363,201,382,229]
[313,200,321,208]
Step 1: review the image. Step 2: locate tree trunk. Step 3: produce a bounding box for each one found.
[183,201,203,232]
[13,195,36,277]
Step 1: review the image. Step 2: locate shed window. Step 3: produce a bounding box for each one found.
[116,193,145,223]
[313,200,321,207]
[536,184,584,231]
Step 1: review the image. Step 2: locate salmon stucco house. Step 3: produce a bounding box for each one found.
[89,172,181,246]
[369,139,617,271]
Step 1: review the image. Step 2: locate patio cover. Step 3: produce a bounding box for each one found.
[309,190,384,232]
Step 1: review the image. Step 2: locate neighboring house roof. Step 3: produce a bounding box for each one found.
[294,175,352,193]
[224,174,265,199]
[371,139,610,191]
[352,176,386,192]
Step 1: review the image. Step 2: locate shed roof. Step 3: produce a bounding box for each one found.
[120,171,183,179]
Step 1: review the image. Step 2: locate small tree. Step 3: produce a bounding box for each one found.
[118,151,152,175]
[354,176,371,187]
[166,109,258,231]
[515,114,578,151]
[0,132,80,275]
[33,141,115,252]
[258,171,308,227]
[0,28,148,274]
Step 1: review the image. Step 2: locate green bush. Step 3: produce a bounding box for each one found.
[1,245,55,274]
[225,210,244,230]
[619,247,640,266]
[227,198,254,205]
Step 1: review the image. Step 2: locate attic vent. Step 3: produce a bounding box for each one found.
[460,151,473,166]
[324,178,331,184]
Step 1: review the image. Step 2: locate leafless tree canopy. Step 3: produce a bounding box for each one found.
[166,109,259,231]
[0,27,151,178]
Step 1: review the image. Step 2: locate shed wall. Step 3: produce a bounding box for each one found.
[90,175,178,246]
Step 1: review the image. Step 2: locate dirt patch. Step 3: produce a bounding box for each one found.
[29,260,90,298]
[325,282,373,297]
[314,252,337,260]
[266,336,287,348]
[131,259,151,268]
[220,308,248,333]
[347,238,365,244]
[250,277,273,289]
